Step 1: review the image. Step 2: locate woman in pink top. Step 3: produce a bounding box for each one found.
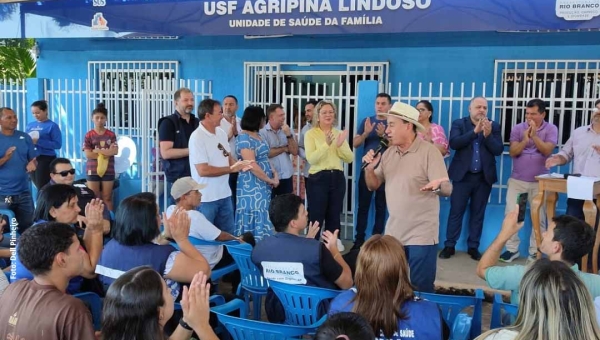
[416,100,449,157]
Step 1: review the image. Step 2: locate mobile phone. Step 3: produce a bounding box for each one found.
[517,193,528,223]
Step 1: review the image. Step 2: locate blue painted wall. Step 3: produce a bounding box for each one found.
[32,30,596,255]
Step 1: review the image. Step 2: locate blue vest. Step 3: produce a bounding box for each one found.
[330,289,443,340]
[252,233,337,323]
[96,240,176,286]
[158,113,199,183]
[251,232,336,290]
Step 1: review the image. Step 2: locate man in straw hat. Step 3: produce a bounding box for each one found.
[362,101,452,293]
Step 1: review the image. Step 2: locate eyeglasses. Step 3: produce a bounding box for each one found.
[217,143,230,157]
[53,169,76,177]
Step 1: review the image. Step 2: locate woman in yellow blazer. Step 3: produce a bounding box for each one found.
[305,100,354,251]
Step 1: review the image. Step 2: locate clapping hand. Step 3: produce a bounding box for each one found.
[364,118,374,134]
[165,208,191,243]
[376,123,386,137]
[306,221,320,239]
[84,198,105,233]
[180,272,216,338]
[336,130,349,147]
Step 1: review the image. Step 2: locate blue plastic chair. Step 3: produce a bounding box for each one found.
[451,313,473,340]
[74,292,103,331]
[226,243,269,320]
[268,280,340,327]
[214,300,317,340]
[170,237,239,281]
[490,293,518,329]
[416,289,484,340]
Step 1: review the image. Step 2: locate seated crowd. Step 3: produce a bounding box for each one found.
[1,100,600,340]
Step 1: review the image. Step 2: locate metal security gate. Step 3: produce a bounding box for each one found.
[494,60,600,147]
[244,61,389,239]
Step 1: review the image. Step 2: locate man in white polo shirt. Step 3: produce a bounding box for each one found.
[189,99,252,234]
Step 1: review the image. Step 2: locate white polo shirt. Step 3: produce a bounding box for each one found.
[166,205,224,269]
[189,123,232,202]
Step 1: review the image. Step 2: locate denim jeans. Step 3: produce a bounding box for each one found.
[404,244,438,293]
[0,191,34,234]
[199,197,235,235]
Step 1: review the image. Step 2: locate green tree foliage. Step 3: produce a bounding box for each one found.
[0,38,37,80]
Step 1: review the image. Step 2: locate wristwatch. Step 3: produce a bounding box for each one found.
[432,187,441,194]
[179,318,193,331]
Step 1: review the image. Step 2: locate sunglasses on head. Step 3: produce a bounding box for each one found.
[217,143,230,157]
[53,169,76,177]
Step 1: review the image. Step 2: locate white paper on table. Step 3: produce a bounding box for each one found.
[567,176,599,200]
[537,173,564,179]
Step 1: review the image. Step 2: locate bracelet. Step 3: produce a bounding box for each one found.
[179,318,193,331]
[333,252,341,260]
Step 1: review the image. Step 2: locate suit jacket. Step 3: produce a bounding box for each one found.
[448,116,503,185]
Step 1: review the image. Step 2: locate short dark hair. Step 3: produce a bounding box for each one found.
[113,192,160,246]
[552,215,595,264]
[595,99,600,107]
[269,194,303,233]
[174,88,192,102]
[241,106,266,132]
[315,312,376,340]
[526,99,546,114]
[31,100,48,111]
[306,100,319,107]
[224,95,238,104]
[102,266,165,340]
[266,103,283,117]
[93,103,108,117]
[198,99,221,120]
[0,107,13,119]
[18,222,76,276]
[376,93,392,104]
[34,184,78,222]
[49,158,72,173]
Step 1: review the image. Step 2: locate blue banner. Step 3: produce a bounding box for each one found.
[1,0,600,38]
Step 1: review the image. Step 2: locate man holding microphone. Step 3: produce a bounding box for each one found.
[362,102,452,293]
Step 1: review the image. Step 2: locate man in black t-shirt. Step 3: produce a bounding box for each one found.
[158,88,200,205]
[252,194,356,322]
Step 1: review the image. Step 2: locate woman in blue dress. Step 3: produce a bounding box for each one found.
[235,106,279,241]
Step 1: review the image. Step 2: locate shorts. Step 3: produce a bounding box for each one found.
[87,174,116,182]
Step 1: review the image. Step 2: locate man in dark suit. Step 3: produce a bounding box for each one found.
[440,97,503,260]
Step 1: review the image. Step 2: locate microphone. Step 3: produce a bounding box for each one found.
[361,138,389,170]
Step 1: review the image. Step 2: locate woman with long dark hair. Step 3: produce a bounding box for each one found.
[101,267,218,340]
[329,235,448,339]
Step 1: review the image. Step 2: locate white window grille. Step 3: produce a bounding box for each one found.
[0,79,27,131]
[88,61,179,136]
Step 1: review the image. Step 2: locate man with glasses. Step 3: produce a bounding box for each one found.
[189,99,252,235]
[39,158,111,235]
